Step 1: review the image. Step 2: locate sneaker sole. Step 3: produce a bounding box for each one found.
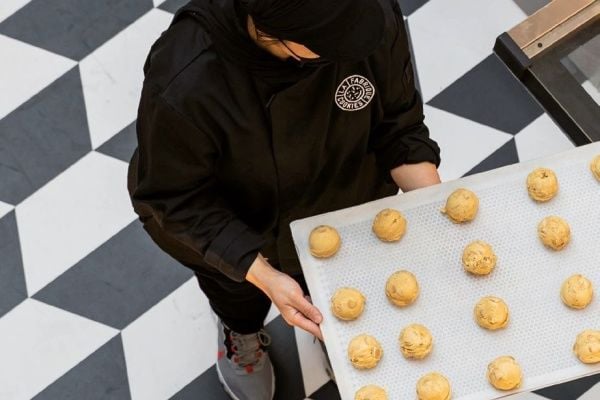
[215,359,276,400]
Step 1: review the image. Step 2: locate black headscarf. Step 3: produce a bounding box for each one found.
[243,0,385,62]
[182,0,385,87]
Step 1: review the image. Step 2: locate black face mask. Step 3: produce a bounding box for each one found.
[290,56,332,68]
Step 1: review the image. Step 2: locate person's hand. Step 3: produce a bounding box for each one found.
[246,255,323,340]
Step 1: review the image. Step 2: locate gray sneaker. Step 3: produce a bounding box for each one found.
[215,320,275,400]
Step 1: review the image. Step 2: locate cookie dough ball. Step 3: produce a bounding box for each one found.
[416,373,452,400]
[561,274,594,310]
[590,155,600,182]
[474,296,509,330]
[385,270,419,307]
[372,208,407,242]
[487,356,522,390]
[399,324,433,360]
[573,330,600,364]
[348,334,383,369]
[355,385,388,400]
[462,241,497,276]
[527,168,559,202]
[538,216,571,251]
[309,225,341,258]
[331,287,366,321]
[441,189,479,223]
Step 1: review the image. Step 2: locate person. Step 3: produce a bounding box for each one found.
[127,0,441,398]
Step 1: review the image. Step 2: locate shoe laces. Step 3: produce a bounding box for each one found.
[229,329,271,367]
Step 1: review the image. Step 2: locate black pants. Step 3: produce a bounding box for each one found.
[186,260,309,334]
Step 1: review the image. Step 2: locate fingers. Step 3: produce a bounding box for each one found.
[290,310,324,340]
[294,294,323,324]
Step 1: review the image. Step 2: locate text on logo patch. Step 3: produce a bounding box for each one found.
[335,75,375,112]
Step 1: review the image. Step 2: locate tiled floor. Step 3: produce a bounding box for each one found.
[0,0,597,399]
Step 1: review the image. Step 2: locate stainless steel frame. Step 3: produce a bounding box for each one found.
[495,0,600,144]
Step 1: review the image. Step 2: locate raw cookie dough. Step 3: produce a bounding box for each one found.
[355,385,388,400]
[416,372,452,400]
[573,330,600,364]
[538,216,571,251]
[487,356,522,390]
[526,167,559,202]
[385,270,419,307]
[331,287,366,320]
[462,241,497,275]
[348,334,383,369]
[441,188,479,223]
[399,324,433,360]
[561,274,594,310]
[372,208,407,242]
[474,296,509,330]
[591,155,600,181]
[309,225,341,258]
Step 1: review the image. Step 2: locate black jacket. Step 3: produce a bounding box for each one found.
[127,0,440,282]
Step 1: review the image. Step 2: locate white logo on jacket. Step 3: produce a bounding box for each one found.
[335,75,375,111]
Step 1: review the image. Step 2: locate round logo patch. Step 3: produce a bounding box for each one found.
[335,75,375,112]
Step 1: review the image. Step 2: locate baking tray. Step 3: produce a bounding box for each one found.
[290,142,600,400]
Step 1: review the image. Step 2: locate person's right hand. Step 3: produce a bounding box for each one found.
[246,254,323,340]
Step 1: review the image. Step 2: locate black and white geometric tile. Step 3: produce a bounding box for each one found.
[0,0,597,399]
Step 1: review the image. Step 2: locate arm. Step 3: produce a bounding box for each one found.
[370,2,441,189]
[391,161,440,192]
[246,255,323,339]
[133,92,323,337]
[131,92,265,282]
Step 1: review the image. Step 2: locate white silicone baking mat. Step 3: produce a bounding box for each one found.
[290,142,600,400]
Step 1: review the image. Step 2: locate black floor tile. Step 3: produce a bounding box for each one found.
[463,138,519,176]
[397,0,429,16]
[428,54,543,135]
[170,366,231,400]
[32,335,131,400]
[0,67,91,204]
[0,0,153,60]
[32,221,194,329]
[0,211,27,318]
[159,0,190,14]
[534,373,600,400]
[267,317,305,400]
[309,380,341,400]
[96,121,137,163]
[512,0,550,16]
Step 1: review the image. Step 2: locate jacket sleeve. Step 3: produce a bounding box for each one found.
[131,91,265,282]
[370,2,441,182]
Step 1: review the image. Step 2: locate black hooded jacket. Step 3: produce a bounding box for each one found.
[127,0,441,282]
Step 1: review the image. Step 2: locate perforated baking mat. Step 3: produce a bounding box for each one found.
[290,142,600,400]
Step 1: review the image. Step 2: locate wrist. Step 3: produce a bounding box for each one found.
[245,254,280,294]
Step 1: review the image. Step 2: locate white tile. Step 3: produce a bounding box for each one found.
[0,0,31,23]
[0,34,76,120]
[153,0,167,7]
[579,382,600,400]
[424,105,513,181]
[514,114,575,163]
[0,299,118,400]
[80,9,172,149]
[15,151,136,296]
[408,0,525,101]
[0,200,14,220]
[294,328,330,396]
[122,277,217,400]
